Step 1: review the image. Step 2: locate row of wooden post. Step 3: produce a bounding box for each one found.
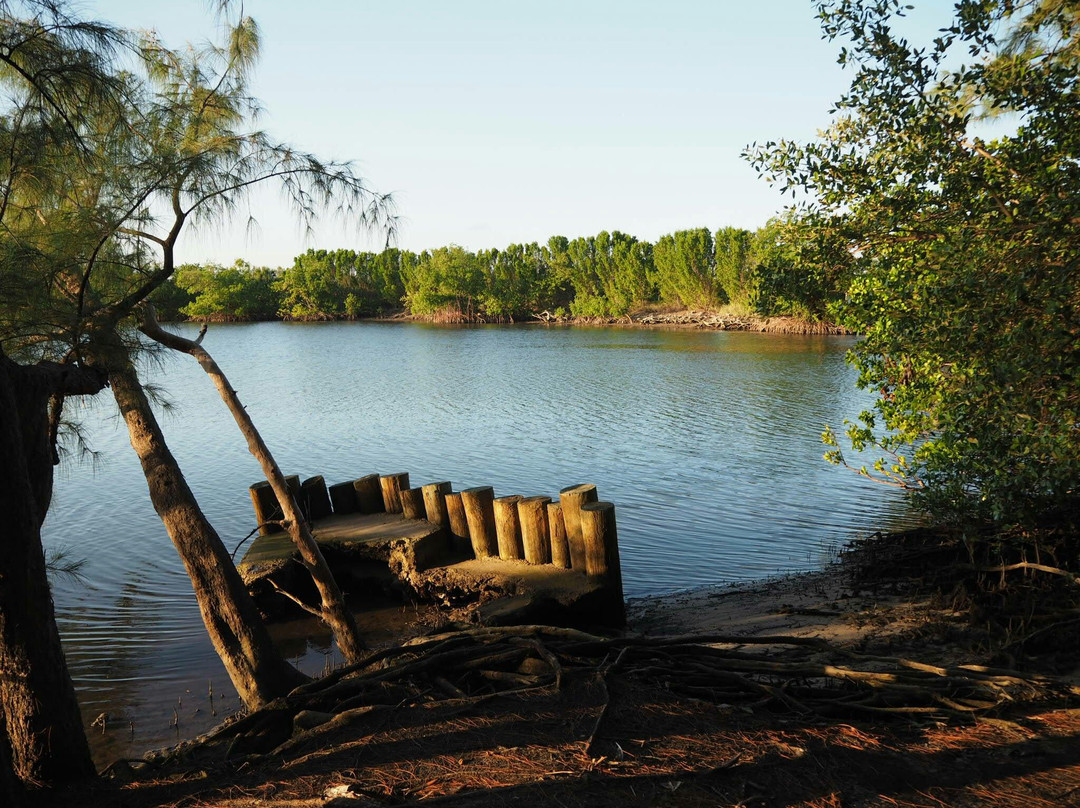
[249,471,625,622]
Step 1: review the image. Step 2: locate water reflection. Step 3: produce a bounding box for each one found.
[42,323,913,764]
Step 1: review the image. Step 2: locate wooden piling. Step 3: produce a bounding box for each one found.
[519,496,552,564]
[380,472,410,514]
[422,481,452,527]
[493,495,525,560]
[580,500,626,625]
[301,475,332,520]
[400,486,426,520]
[352,474,384,513]
[248,481,282,535]
[559,483,597,571]
[285,474,301,505]
[445,492,470,553]
[546,502,570,569]
[328,481,357,514]
[461,486,498,558]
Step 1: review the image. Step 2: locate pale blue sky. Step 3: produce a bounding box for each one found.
[87,1,956,267]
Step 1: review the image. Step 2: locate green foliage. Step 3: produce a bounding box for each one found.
[177,261,280,321]
[652,228,718,309]
[404,246,485,319]
[144,221,851,324]
[749,0,1080,523]
[714,227,755,306]
[148,278,194,321]
[749,216,856,319]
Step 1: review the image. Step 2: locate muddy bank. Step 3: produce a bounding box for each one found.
[53,551,1080,808]
[385,308,851,334]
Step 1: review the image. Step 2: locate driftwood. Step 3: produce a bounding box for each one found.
[140,624,1080,772]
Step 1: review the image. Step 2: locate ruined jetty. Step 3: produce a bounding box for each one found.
[237,472,625,628]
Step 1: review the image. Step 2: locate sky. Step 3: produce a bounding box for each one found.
[86,0,959,267]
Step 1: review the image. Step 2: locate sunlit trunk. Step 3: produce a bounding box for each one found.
[108,351,307,708]
[139,311,367,662]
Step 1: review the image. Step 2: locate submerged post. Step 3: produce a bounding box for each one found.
[580,500,626,626]
[380,472,410,514]
[461,486,498,558]
[519,496,552,564]
[493,495,525,560]
[422,481,452,527]
[400,486,426,520]
[547,502,570,569]
[352,474,383,514]
[559,484,598,571]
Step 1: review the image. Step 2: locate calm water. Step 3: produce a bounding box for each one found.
[42,322,911,762]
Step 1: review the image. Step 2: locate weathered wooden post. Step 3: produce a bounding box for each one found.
[519,496,552,564]
[422,481,452,527]
[493,495,525,560]
[302,475,332,520]
[559,484,597,571]
[445,492,470,553]
[352,474,383,513]
[547,502,571,569]
[284,474,301,497]
[461,486,498,558]
[580,500,626,626]
[249,481,282,535]
[400,486,426,520]
[380,472,410,514]
[328,481,357,514]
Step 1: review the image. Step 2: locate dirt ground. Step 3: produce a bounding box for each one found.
[43,560,1080,808]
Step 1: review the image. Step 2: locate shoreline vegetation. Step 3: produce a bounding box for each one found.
[171,306,852,335]
[152,222,851,330]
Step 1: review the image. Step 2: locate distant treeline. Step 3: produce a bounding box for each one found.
[152,218,852,323]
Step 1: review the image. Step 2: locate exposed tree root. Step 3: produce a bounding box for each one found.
[136,624,1078,776]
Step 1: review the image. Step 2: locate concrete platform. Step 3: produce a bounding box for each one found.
[239,512,442,568]
[235,511,609,628]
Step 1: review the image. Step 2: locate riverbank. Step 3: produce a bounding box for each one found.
[384,307,851,334]
[49,529,1080,808]
[181,308,851,335]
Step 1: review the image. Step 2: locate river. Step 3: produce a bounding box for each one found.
[41,322,912,763]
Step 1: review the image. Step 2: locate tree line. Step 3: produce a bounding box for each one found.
[153,218,853,323]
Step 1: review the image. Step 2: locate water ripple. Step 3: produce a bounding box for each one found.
[42,322,914,761]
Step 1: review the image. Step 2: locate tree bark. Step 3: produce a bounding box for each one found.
[107,351,307,708]
[0,351,98,786]
[138,311,367,664]
[0,713,23,807]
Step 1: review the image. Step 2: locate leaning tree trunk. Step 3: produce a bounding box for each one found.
[139,309,366,663]
[107,351,307,708]
[0,352,97,787]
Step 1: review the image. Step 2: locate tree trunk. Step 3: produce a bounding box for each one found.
[0,714,23,807]
[137,312,367,664]
[0,353,96,786]
[108,353,307,708]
